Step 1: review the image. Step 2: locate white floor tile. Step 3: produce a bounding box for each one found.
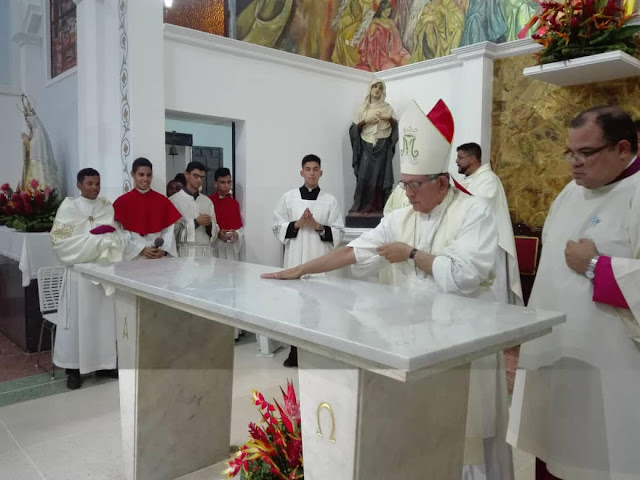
[0,449,43,480]
[24,418,123,480]
[0,422,19,456]
[0,382,119,449]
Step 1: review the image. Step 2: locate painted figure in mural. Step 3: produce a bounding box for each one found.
[409,0,466,61]
[500,0,539,42]
[235,0,294,47]
[331,0,366,67]
[354,0,410,72]
[349,79,398,214]
[20,94,61,192]
[461,0,508,45]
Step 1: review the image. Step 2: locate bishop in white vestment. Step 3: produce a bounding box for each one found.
[264,100,512,480]
[50,169,125,388]
[508,106,640,480]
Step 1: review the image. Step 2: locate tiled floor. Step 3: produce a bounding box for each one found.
[0,332,55,383]
[0,339,535,480]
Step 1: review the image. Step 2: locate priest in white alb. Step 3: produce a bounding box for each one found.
[50,168,125,389]
[456,142,523,305]
[263,99,513,480]
[170,161,219,257]
[508,106,640,480]
[271,154,345,366]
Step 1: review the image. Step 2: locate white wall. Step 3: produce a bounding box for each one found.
[0,90,24,186]
[165,118,233,169]
[164,26,372,267]
[1,0,79,197]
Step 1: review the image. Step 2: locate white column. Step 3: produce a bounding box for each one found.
[74,0,123,201]
[127,0,166,191]
[450,42,497,175]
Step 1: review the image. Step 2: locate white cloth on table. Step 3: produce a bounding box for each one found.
[0,226,59,286]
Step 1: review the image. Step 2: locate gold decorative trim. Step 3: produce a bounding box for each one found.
[316,402,336,443]
[50,223,74,243]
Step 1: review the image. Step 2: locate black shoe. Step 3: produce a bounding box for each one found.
[283,347,298,368]
[66,369,81,390]
[96,369,119,379]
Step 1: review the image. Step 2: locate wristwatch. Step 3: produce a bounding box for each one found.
[585,255,600,280]
[409,248,418,260]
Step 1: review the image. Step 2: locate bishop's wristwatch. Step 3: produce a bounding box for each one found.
[585,255,600,280]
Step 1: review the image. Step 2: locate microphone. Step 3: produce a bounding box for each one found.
[153,237,164,249]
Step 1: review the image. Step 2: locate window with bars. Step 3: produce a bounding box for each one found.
[50,0,77,79]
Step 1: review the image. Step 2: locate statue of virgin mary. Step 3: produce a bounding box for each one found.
[20,94,60,192]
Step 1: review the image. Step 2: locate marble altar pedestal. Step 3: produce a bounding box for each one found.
[75,257,564,480]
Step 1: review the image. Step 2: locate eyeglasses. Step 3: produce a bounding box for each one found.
[399,175,440,191]
[563,144,611,163]
[456,154,472,162]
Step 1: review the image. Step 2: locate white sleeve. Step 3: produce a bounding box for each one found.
[327,197,345,248]
[122,229,148,261]
[431,201,498,295]
[272,194,292,245]
[347,217,391,272]
[232,227,244,254]
[209,199,219,244]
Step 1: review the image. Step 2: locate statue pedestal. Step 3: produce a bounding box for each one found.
[345,212,383,228]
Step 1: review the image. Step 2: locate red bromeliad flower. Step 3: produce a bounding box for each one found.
[225,381,303,479]
[29,179,39,189]
[521,0,640,64]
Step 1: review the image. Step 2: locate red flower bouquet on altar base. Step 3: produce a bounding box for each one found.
[0,179,62,232]
[519,0,640,64]
[223,380,303,480]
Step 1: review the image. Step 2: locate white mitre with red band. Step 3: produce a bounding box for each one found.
[399,99,455,175]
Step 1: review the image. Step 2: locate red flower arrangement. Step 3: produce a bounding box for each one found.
[0,179,62,232]
[224,380,303,480]
[520,0,640,64]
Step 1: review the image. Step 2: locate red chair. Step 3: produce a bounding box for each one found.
[515,236,540,275]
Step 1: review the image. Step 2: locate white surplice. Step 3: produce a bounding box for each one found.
[216,227,244,261]
[461,163,523,305]
[272,188,345,268]
[508,172,640,480]
[349,188,513,480]
[121,226,177,260]
[50,197,124,373]
[170,189,219,258]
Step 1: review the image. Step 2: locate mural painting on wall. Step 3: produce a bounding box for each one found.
[235,0,539,71]
[491,54,640,230]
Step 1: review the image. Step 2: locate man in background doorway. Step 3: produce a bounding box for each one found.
[210,167,243,261]
[170,161,219,258]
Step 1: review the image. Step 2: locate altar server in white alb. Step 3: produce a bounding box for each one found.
[264,100,512,480]
[50,168,125,390]
[209,167,243,260]
[272,154,345,366]
[456,142,523,305]
[508,106,640,480]
[170,161,219,257]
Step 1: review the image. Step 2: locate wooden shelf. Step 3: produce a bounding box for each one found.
[522,50,640,87]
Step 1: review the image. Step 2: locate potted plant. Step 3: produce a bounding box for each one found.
[223,380,303,479]
[521,0,640,64]
[0,180,62,232]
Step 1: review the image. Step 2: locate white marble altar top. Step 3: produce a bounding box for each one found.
[75,258,564,374]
